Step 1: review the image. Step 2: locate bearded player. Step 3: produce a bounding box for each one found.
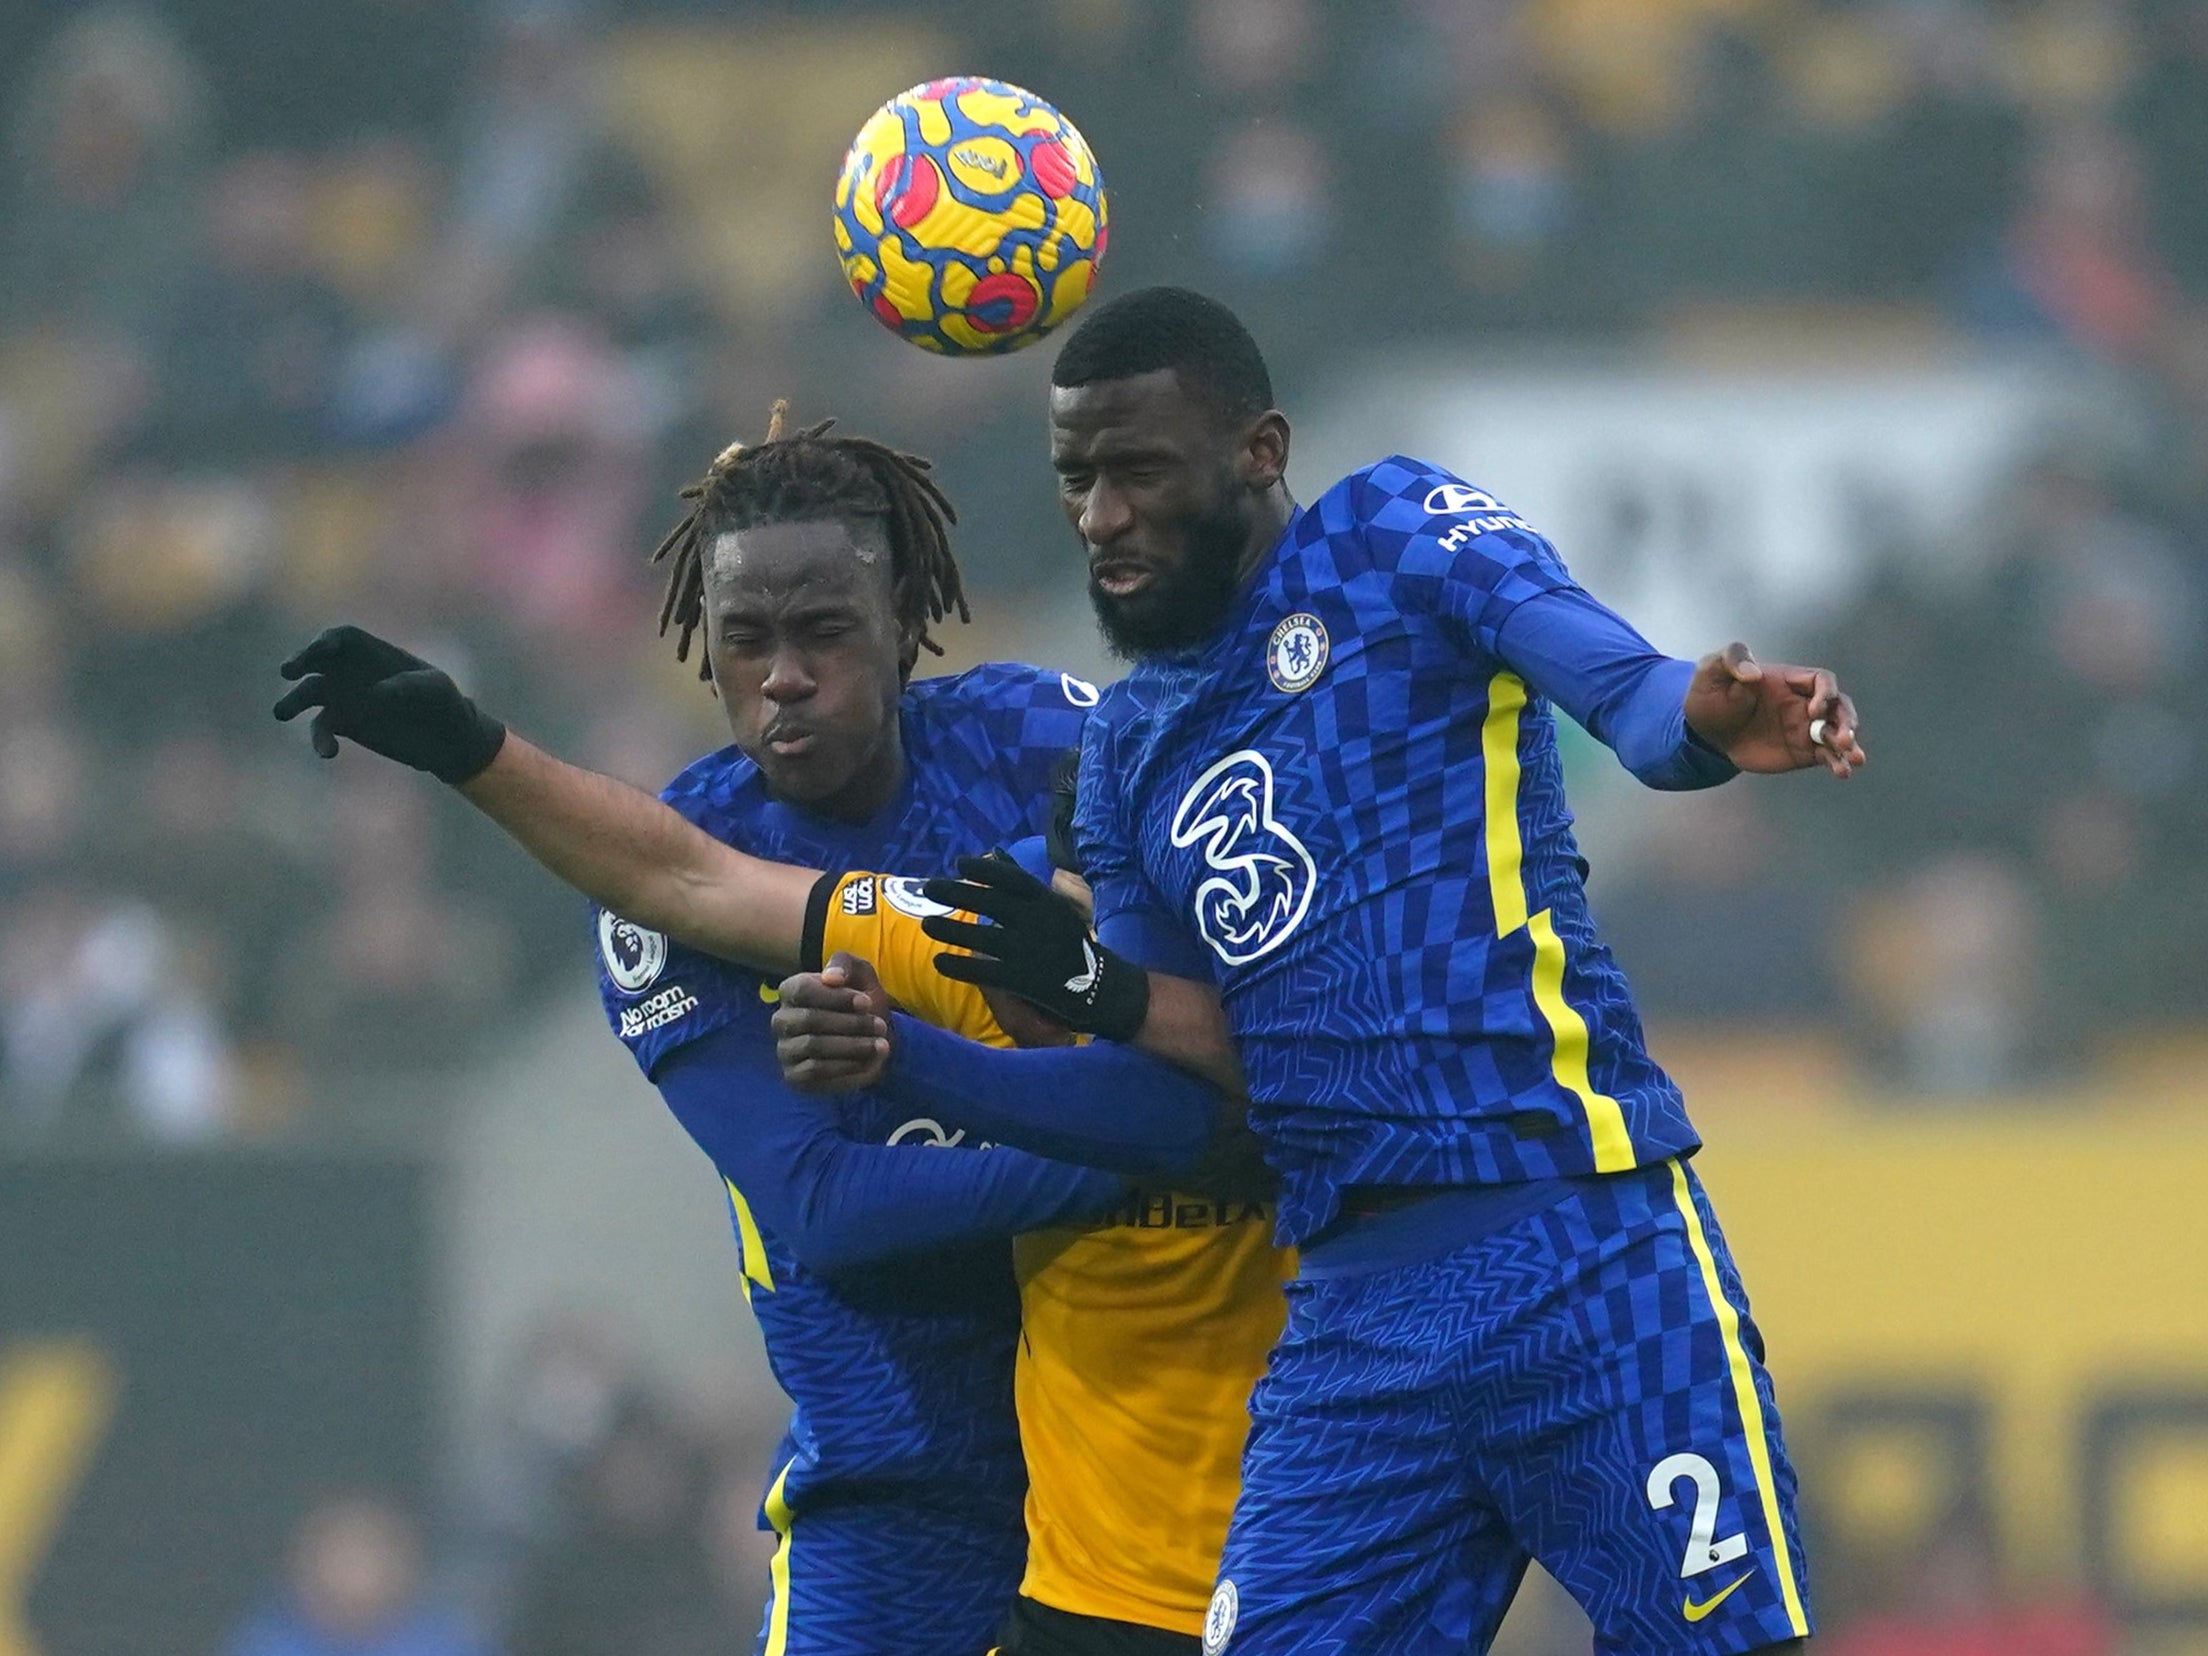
[772,287,1865,1655]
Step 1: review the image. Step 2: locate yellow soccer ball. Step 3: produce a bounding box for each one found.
[833,77,1108,356]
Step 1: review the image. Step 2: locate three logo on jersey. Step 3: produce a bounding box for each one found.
[886,1116,966,1147]
[1164,611,1332,969]
[1170,751,1317,967]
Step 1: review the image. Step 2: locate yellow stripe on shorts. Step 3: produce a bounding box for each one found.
[1667,1159,1809,1637]
[762,1459,796,1656]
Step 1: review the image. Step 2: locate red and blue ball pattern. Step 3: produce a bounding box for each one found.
[833,77,1108,356]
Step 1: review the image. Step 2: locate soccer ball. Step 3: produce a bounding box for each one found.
[833,77,1108,356]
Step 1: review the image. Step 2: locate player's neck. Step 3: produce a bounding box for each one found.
[1235,488,1297,585]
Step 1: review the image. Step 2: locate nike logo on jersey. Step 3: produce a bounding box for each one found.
[1064,938,1101,998]
[1681,1569,1754,1623]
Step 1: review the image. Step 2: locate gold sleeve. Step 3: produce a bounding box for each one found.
[808,872,1006,1046]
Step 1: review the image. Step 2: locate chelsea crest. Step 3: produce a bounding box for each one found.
[1266,612,1328,694]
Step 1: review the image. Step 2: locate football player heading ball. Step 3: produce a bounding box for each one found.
[775,286,1867,1656]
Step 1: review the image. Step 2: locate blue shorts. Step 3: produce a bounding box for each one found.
[755,1477,1026,1656]
[1207,1159,1812,1656]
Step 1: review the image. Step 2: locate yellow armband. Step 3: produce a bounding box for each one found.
[804,872,1007,1045]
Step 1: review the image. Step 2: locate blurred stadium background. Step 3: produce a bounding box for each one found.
[0,0,2204,1652]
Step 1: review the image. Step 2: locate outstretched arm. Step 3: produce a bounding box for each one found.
[1495,588,1865,784]
[275,624,819,974]
[458,735,817,974]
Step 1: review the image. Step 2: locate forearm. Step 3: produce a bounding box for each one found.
[660,1023,1120,1275]
[1595,656,1736,789]
[883,1013,1224,1175]
[459,735,817,973]
[1087,913,1246,1093]
[1131,970,1246,1094]
[1497,590,1736,790]
[782,1134,1122,1273]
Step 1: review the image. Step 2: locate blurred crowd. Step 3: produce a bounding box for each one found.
[220,1304,2136,1656]
[1,0,2205,1139]
[223,1310,783,1656]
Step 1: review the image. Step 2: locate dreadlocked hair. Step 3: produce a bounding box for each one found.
[650,398,970,682]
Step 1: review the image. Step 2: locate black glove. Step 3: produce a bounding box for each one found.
[921,852,1150,1042]
[273,625,507,785]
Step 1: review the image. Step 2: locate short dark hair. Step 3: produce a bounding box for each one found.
[650,402,969,683]
[1049,286,1274,419]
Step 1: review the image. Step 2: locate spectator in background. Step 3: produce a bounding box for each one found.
[61,465,291,740]
[226,1493,487,1656]
[1959,121,2176,363]
[0,887,236,1143]
[455,1310,642,1628]
[2128,0,2208,297]
[1601,20,1842,307]
[272,766,516,1074]
[101,727,326,1067]
[505,1404,729,1656]
[0,558,77,882]
[1818,1518,2116,1656]
[1200,120,1332,284]
[1839,854,2044,1094]
[449,314,652,650]
[1798,438,2208,1083]
[423,0,611,343]
[454,1314,781,1649]
[136,152,356,467]
[1,4,207,336]
[533,158,717,466]
[1442,96,1589,327]
[1846,0,2028,302]
[1186,0,1340,375]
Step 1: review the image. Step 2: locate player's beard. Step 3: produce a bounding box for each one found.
[1088,501,1249,660]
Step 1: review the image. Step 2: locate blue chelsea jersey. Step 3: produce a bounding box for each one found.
[594,662,1094,1516]
[1076,458,1700,1248]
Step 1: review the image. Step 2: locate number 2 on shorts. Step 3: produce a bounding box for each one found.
[1645,1452,1749,1578]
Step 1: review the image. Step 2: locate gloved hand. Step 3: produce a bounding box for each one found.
[273,625,507,785]
[921,852,1150,1042]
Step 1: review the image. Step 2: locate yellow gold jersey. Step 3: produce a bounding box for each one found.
[818,872,1291,1636]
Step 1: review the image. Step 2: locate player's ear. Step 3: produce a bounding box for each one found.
[1241,410,1290,494]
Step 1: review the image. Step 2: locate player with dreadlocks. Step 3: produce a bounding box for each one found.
[654,401,969,682]
[274,405,1144,1656]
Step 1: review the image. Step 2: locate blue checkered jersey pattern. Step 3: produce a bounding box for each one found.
[1077,459,1700,1247]
[594,663,1093,1519]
